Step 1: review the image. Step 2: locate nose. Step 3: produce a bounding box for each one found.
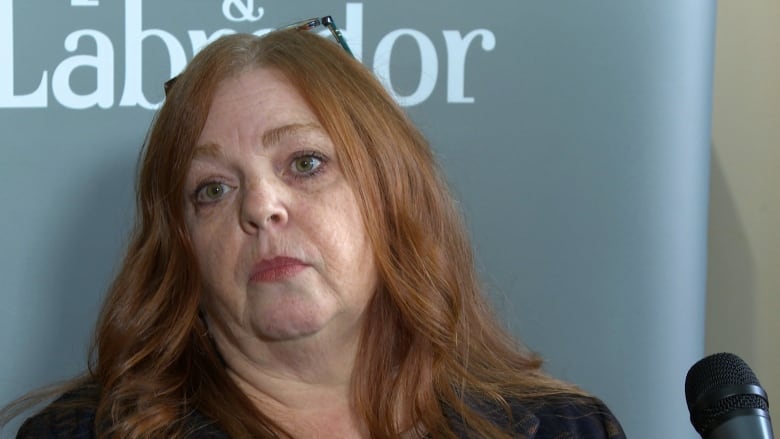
[239,178,289,233]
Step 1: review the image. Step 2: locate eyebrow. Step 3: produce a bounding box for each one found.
[192,142,226,160]
[261,122,325,147]
[192,122,326,160]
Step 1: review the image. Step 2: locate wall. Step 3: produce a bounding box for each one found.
[1,1,716,437]
[707,0,780,431]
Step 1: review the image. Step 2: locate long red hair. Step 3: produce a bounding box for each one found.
[78,30,582,438]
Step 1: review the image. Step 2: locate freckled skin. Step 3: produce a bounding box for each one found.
[184,68,378,354]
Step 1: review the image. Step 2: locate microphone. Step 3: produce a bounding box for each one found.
[685,352,774,438]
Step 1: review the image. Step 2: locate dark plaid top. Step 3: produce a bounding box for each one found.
[18,384,626,438]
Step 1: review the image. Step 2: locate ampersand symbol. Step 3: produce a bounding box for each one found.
[222,0,264,22]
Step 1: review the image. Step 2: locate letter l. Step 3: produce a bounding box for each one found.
[0,0,48,108]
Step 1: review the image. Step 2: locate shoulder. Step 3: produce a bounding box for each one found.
[16,383,228,439]
[450,392,625,438]
[16,383,99,439]
[512,394,626,439]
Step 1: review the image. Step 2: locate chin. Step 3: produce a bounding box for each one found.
[252,309,333,341]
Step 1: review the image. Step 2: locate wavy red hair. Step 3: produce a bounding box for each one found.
[14,30,583,438]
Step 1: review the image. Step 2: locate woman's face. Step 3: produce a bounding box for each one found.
[184,67,377,345]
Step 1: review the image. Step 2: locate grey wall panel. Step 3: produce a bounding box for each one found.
[0,1,715,437]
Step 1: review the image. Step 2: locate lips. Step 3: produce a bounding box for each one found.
[249,256,307,283]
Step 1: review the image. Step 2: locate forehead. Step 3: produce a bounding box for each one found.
[193,68,332,165]
[197,67,318,142]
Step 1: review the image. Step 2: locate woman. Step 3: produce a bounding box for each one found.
[5,24,625,438]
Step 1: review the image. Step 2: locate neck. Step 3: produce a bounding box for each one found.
[225,341,366,438]
[210,324,427,438]
[208,318,368,436]
[230,368,365,437]
[227,342,356,407]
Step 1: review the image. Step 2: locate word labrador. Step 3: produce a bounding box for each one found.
[1,1,496,109]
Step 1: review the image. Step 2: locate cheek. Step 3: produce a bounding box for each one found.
[192,231,247,322]
[187,213,241,287]
[315,193,375,277]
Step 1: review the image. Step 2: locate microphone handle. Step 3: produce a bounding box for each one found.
[708,412,774,439]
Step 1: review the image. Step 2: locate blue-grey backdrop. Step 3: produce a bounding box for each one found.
[0,1,715,437]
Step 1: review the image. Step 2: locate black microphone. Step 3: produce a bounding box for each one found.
[685,352,774,438]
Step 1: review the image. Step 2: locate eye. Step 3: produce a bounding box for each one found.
[290,153,324,176]
[195,182,232,204]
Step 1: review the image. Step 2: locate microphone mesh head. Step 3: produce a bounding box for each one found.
[685,352,769,434]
